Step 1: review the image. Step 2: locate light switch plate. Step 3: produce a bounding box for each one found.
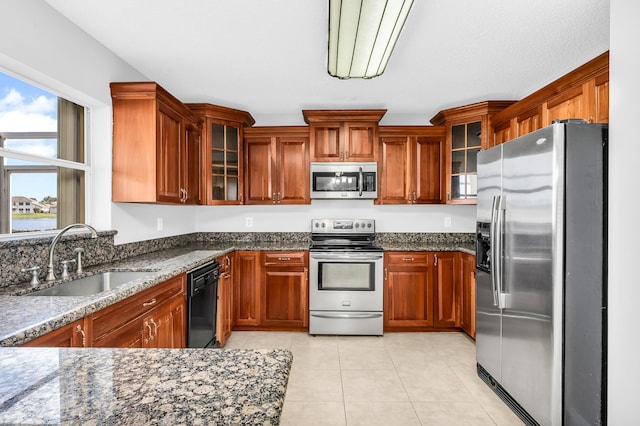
[444,216,452,227]
[156,217,163,231]
[245,217,253,228]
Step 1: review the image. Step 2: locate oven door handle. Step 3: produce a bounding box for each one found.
[358,166,363,196]
[310,313,383,319]
[310,253,383,261]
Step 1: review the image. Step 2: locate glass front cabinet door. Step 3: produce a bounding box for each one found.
[430,101,514,205]
[450,121,481,201]
[210,123,241,203]
[186,103,255,205]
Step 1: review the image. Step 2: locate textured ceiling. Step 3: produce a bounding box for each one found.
[45,0,609,125]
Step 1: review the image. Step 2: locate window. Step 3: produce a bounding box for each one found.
[0,71,87,235]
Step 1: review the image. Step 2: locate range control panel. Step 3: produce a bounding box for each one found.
[311,219,375,233]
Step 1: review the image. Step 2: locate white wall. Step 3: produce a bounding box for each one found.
[0,0,201,244]
[607,1,638,423]
[195,201,475,233]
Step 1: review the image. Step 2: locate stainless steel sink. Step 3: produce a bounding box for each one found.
[26,271,157,296]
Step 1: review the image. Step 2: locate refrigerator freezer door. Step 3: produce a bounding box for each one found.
[500,125,563,426]
[476,145,503,382]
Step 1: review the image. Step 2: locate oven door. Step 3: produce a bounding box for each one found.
[309,251,383,312]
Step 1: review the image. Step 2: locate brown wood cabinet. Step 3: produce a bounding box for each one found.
[187,103,255,205]
[216,254,234,346]
[303,110,386,162]
[24,275,186,348]
[431,101,515,205]
[234,251,261,327]
[491,52,609,145]
[111,82,201,204]
[384,252,434,329]
[261,252,308,329]
[23,318,89,347]
[433,252,459,328]
[142,293,185,348]
[243,127,310,204]
[91,274,186,348]
[384,251,464,332]
[378,126,446,204]
[460,253,476,339]
[233,251,309,331]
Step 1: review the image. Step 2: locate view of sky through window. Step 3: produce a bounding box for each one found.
[0,71,58,200]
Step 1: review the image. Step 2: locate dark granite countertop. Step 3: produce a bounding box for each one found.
[0,239,473,346]
[0,347,292,425]
[379,242,476,256]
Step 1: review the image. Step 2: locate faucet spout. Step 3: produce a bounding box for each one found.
[46,223,98,282]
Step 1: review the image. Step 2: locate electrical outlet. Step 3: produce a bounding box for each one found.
[157,217,164,231]
[245,217,253,228]
[444,216,452,227]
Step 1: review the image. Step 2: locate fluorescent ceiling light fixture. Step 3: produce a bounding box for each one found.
[328,0,414,79]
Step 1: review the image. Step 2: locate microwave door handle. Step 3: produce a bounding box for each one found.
[358,167,363,196]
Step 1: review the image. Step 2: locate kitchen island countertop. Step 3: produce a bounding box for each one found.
[0,346,292,425]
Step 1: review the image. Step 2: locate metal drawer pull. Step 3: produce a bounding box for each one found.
[143,298,157,307]
[75,325,86,347]
[278,257,291,261]
[402,257,414,261]
[150,319,158,336]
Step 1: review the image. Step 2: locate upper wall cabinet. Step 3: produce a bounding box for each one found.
[243,127,310,205]
[111,82,201,204]
[491,52,609,145]
[378,126,446,205]
[430,101,514,204]
[187,103,255,205]
[302,110,386,162]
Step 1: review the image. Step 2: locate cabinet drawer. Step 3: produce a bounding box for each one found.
[385,252,431,266]
[262,252,308,267]
[91,274,185,340]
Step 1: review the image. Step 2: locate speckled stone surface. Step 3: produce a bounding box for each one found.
[0,231,474,346]
[0,347,292,425]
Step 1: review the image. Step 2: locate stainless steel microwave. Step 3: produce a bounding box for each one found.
[310,162,378,199]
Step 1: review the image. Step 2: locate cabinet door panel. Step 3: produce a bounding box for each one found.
[93,318,144,348]
[244,138,274,204]
[310,124,341,161]
[23,319,87,347]
[345,123,376,161]
[157,107,183,203]
[278,138,309,204]
[184,123,201,204]
[385,267,434,327]
[461,254,476,339]
[262,268,308,327]
[545,86,587,125]
[434,252,459,327]
[414,137,443,203]
[379,137,411,203]
[235,252,261,326]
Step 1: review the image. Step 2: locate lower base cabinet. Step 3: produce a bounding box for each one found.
[384,251,472,336]
[24,274,187,348]
[261,252,308,329]
[23,318,89,347]
[460,253,476,339]
[384,252,434,328]
[233,251,309,331]
[216,254,234,347]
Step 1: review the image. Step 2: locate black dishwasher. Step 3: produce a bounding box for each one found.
[186,261,220,348]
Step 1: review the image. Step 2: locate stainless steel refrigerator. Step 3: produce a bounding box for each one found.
[475,121,607,425]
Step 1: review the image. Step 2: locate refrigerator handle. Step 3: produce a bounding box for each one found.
[490,196,500,307]
[495,195,505,309]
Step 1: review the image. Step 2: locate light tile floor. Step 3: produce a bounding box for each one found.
[224,331,524,425]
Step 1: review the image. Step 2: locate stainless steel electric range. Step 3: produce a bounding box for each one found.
[308,219,384,335]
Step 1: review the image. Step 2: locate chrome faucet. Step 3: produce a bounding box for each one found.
[46,223,98,281]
